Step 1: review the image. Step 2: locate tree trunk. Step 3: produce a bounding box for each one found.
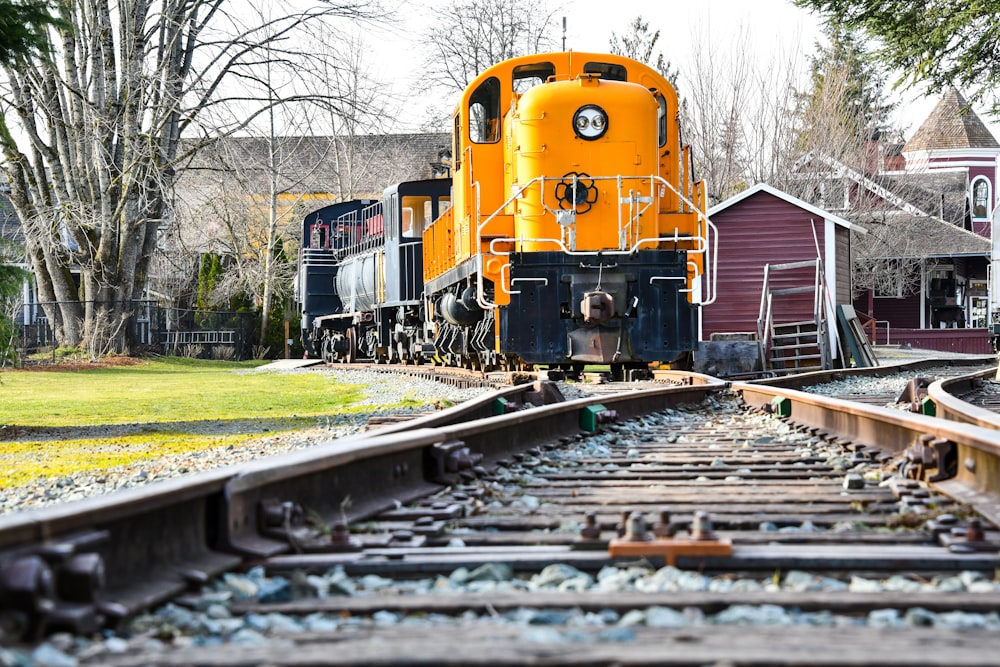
[0,0,384,358]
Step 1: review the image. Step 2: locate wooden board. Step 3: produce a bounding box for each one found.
[838,304,879,367]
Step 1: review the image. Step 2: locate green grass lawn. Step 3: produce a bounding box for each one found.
[0,357,421,489]
[0,357,373,427]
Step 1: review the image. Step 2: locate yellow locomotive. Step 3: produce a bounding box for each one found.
[423,51,716,376]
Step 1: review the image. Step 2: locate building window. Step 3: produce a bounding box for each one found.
[873,261,904,298]
[972,177,991,219]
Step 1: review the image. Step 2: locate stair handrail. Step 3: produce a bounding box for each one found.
[812,260,831,369]
[757,264,773,370]
[853,310,888,344]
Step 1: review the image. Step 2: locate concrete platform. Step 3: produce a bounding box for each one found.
[254,358,325,371]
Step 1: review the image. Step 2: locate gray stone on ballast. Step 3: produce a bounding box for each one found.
[843,473,865,489]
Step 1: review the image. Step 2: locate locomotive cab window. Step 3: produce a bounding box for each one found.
[512,62,555,94]
[583,62,627,81]
[384,194,398,240]
[453,115,461,170]
[656,93,667,147]
[469,76,501,144]
[309,223,327,249]
[401,195,451,237]
[401,195,432,238]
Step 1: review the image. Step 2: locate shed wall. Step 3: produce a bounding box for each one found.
[703,191,841,337]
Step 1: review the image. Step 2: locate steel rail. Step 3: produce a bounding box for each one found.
[928,366,999,428]
[223,375,725,557]
[0,375,724,635]
[732,380,1000,527]
[746,356,996,390]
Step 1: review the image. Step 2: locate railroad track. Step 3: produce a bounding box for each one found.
[6,365,1000,664]
[752,357,996,408]
[929,366,1000,427]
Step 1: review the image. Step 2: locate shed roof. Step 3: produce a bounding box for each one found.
[903,88,999,152]
[852,211,989,259]
[875,169,969,226]
[708,183,862,232]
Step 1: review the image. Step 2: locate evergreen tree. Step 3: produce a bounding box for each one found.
[794,25,897,173]
[196,254,222,313]
[796,0,1000,115]
[806,26,894,139]
[0,0,62,64]
[0,261,28,366]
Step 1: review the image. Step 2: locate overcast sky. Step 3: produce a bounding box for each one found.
[360,0,999,141]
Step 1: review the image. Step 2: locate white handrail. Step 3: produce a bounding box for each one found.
[470,173,717,310]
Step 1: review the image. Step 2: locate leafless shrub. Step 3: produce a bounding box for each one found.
[211,345,236,361]
[85,311,130,363]
[181,344,204,359]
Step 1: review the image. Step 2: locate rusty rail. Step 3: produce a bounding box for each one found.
[747,356,995,391]
[732,380,1000,527]
[0,375,724,637]
[928,367,999,428]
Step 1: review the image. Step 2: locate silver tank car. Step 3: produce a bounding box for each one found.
[334,252,378,314]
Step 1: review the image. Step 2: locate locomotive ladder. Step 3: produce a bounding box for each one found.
[756,259,831,374]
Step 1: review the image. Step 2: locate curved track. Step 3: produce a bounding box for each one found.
[6,367,1000,664]
[929,367,1000,428]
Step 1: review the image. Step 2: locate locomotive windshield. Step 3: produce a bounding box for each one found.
[512,62,555,94]
[469,77,501,144]
[583,62,627,81]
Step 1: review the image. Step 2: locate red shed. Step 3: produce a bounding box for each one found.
[702,184,861,368]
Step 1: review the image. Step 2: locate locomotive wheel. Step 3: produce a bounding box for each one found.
[345,327,357,364]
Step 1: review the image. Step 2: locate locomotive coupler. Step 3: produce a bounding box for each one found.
[581,290,614,324]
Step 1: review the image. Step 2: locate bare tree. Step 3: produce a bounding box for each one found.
[680,21,896,206]
[312,30,406,200]
[0,0,384,356]
[421,0,558,94]
[163,23,434,348]
[681,25,762,204]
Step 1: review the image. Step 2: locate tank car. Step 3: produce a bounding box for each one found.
[297,180,451,362]
[422,51,716,376]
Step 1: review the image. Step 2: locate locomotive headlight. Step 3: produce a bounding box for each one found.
[572,105,608,140]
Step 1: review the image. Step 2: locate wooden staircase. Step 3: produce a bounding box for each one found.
[757,260,831,374]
